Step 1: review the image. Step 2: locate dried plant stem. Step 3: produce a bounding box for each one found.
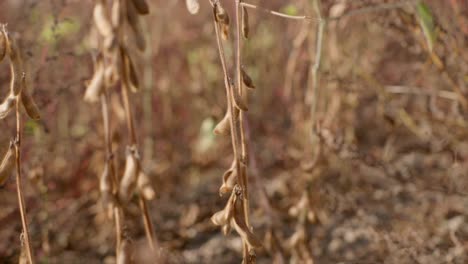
[240,2,316,21]
[15,97,35,264]
[120,81,156,251]
[308,0,325,137]
[211,4,242,162]
[121,83,137,146]
[100,92,124,257]
[139,196,156,251]
[235,0,251,230]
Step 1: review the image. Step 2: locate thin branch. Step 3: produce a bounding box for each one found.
[15,96,35,264]
[241,2,318,21]
[309,0,325,136]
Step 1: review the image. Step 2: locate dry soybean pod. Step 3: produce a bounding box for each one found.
[7,37,24,96]
[118,148,139,203]
[242,6,249,39]
[20,79,41,120]
[94,0,114,38]
[0,94,16,119]
[0,28,6,62]
[214,110,231,135]
[186,0,200,14]
[130,0,150,15]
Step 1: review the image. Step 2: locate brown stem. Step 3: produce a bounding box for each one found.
[139,195,156,251]
[235,0,251,228]
[15,97,35,264]
[120,60,156,253]
[100,92,123,258]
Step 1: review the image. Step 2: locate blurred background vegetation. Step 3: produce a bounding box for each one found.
[0,0,467,263]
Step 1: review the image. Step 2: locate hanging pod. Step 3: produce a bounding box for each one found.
[242,6,249,39]
[0,94,16,119]
[214,2,230,40]
[219,160,238,195]
[186,0,200,15]
[20,79,41,120]
[0,28,6,62]
[121,48,140,92]
[84,56,105,103]
[213,110,231,135]
[7,37,25,96]
[130,0,150,15]
[137,171,155,201]
[93,0,114,38]
[119,146,140,203]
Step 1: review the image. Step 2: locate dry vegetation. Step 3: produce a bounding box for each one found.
[0,0,468,263]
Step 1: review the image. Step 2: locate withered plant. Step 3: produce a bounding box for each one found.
[187,0,313,263]
[84,0,156,262]
[0,24,41,264]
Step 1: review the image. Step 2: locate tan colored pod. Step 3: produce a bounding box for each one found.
[137,171,155,200]
[122,49,139,92]
[242,67,255,89]
[0,143,14,186]
[186,0,200,15]
[214,3,230,40]
[111,0,122,28]
[84,60,105,103]
[21,82,41,120]
[232,197,262,249]
[127,2,146,51]
[219,160,237,195]
[131,0,150,15]
[93,0,113,38]
[242,6,249,39]
[0,29,5,62]
[119,149,139,203]
[0,94,16,119]
[7,38,25,96]
[213,110,230,135]
[231,83,248,111]
[211,191,236,226]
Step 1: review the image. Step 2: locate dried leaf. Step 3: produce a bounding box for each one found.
[186,0,200,15]
[131,0,150,15]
